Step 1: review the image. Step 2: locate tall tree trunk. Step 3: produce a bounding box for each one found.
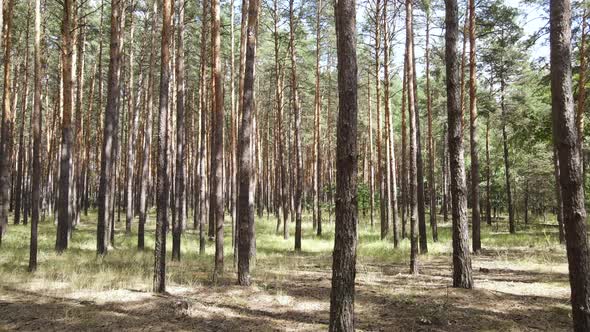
[446,0,473,288]
[485,116,491,225]
[153,0,173,293]
[56,0,72,252]
[238,0,260,286]
[173,0,186,262]
[410,2,427,254]
[73,2,86,230]
[15,17,31,226]
[500,77,515,233]
[125,3,140,236]
[196,0,209,254]
[368,74,375,230]
[97,0,123,256]
[425,7,437,242]
[211,0,225,279]
[383,0,398,246]
[374,0,387,240]
[230,0,237,259]
[289,0,303,251]
[550,0,590,328]
[29,0,43,272]
[469,0,481,252]
[313,0,322,236]
[328,0,358,327]
[577,8,587,163]
[401,61,408,239]
[272,0,288,240]
[406,0,419,274]
[138,0,158,250]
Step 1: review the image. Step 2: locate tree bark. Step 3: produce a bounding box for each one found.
[29,0,43,272]
[446,0,473,288]
[314,0,323,236]
[56,0,72,252]
[425,6,437,242]
[272,0,288,241]
[97,0,123,256]
[410,3,427,255]
[196,0,209,254]
[577,8,587,162]
[211,0,225,279]
[125,3,140,236]
[406,0,419,274]
[485,116,491,225]
[153,0,173,293]
[15,18,31,226]
[138,0,158,250]
[289,0,303,251]
[469,0,481,252]
[328,0,358,327]
[238,0,260,286]
[383,0,398,246]
[500,77,515,234]
[550,0,590,328]
[172,0,186,262]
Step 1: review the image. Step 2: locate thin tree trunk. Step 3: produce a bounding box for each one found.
[15,18,31,226]
[153,0,173,293]
[486,116,491,225]
[425,7,437,242]
[172,0,185,262]
[211,0,225,279]
[374,0,387,240]
[469,0,481,252]
[383,0,398,246]
[500,77,515,233]
[401,58,408,239]
[289,0,303,251]
[272,2,288,241]
[56,0,72,252]
[409,26,427,255]
[406,0,419,274]
[313,0,322,236]
[553,146,565,243]
[368,74,375,230]
[197,0,209,254]
[29,0,42,272]
[138,0,158,250]
[125,3,140,236]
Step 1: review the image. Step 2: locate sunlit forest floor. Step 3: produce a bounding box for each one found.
[0,209,573,331]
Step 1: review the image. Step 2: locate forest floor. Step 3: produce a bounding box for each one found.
[0,210,573,331]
